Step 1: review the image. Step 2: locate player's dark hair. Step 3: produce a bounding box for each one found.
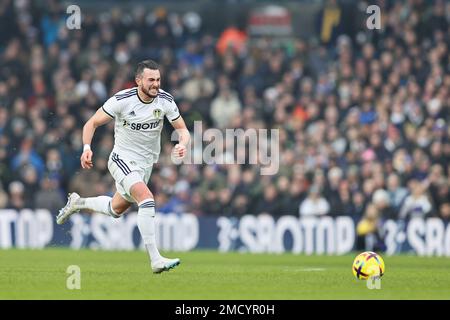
[135,60,160,77]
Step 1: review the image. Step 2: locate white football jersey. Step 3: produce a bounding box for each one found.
[102,87,180,166]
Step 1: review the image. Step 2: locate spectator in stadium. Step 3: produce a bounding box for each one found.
[19,165,39,206]
[426,164,449,212]
[399,180,433,220]
[355,203,382,251]
[372,189,397,221]
[350,191,367,220]
[216,24,247,56]
[332,180,353,217]
[299,185,330,217]
[278,177,307,216]
[253,185,281,217]
[33,175,65,213]
[323,167,343,215]
[6,181,26,210]
[230,194,250,218]
[0,184,7,209]
[187,191,205,216]
[210,86,242,129]
[159,180,190,215]
[0,145,11,189]
[386,173,408,210]
[11,136,45,181]
[181,67,215,103]
[440,203,450,222]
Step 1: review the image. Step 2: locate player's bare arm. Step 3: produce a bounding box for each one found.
[80,108,113,169]
[171,116,190,159]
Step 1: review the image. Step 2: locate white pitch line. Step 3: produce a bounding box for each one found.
[282,267,326,272]
[298,268,326,272]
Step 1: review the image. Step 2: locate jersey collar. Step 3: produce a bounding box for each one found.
[137,90,155,104]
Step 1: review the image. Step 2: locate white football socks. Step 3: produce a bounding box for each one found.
[75,196,121,218]
[137,198,162,263]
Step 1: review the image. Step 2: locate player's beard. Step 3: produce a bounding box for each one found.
[144,86,158,98]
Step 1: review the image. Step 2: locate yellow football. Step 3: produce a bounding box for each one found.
[352,251,385,280]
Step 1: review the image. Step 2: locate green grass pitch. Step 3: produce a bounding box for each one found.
[1,248,450,299]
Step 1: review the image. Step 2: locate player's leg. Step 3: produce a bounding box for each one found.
[75,191,131,216]
[56,191,132,224]
[127,178,180,273]
[110,192,133,215]
[129,181,159,260]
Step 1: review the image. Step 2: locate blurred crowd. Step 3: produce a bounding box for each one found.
[0,0,449,241]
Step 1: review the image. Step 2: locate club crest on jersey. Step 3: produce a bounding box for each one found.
[153,108,162,119]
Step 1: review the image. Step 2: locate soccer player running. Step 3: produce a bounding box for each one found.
[56,60,190,274]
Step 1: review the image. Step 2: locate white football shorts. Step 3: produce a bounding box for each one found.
[107,151,153,203]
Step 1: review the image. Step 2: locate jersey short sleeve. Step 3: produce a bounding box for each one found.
[102,96,122,119]
[165,99,181,122]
